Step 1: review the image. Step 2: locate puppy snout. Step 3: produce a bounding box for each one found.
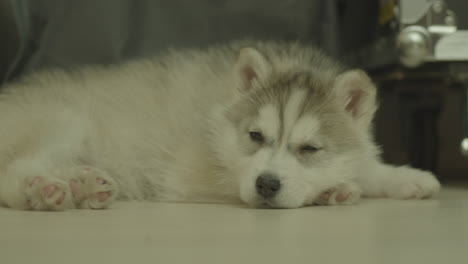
[256,173,281,199]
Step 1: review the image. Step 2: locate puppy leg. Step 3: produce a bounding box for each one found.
[356,160,441,199]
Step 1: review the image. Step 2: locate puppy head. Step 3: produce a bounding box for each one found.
[211,46,377,208]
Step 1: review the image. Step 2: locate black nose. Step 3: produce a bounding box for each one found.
[256,174,281,199]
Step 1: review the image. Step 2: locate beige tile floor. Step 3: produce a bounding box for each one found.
[1,185,467,264]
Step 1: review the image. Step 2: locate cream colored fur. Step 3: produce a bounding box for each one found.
[0,41,440,210]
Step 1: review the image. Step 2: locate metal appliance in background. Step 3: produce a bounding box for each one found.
[396,0,467,67]
[353,0,468,69]
[357,0,468,69]
[354,0,468,174]
[395,0,468,159]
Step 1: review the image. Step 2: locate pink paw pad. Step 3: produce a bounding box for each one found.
[315,184,360,206]
[43,185,57,198]
[319,191,350,202]
[42,184,65,205]
[68,166,117,209]
[336,192,350,202]
[27,176,69,209]
[96,192,110,202]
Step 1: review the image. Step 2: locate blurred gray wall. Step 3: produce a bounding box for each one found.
[0,0,19,79]
[2,0,342,82]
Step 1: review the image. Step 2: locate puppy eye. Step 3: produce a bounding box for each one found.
[299,145,320,153]
[249,131,264,143]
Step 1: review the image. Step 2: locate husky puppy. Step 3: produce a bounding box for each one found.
[0,41,440,210]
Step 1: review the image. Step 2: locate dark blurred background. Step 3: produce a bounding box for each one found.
[0,0,467,182]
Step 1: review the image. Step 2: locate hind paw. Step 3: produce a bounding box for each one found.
[68,166,118,209]
[25,176,73,211]
[314,182,362,206]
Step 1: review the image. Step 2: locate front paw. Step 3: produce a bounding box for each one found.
[314,182,362,206]
[387,168,441,199]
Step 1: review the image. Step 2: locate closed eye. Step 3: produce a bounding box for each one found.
[299,144,320,153]
[249,131,265,144]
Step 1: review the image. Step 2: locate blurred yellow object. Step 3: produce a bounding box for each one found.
[379,0,396,25]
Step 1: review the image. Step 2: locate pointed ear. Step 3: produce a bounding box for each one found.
[235,47,271,91]
[334,70,377,128]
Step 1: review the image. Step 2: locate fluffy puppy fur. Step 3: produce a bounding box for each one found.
[0,41,440,210]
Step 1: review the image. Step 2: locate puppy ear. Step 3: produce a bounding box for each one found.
[334,70,377,128]
[235,47,271,91]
